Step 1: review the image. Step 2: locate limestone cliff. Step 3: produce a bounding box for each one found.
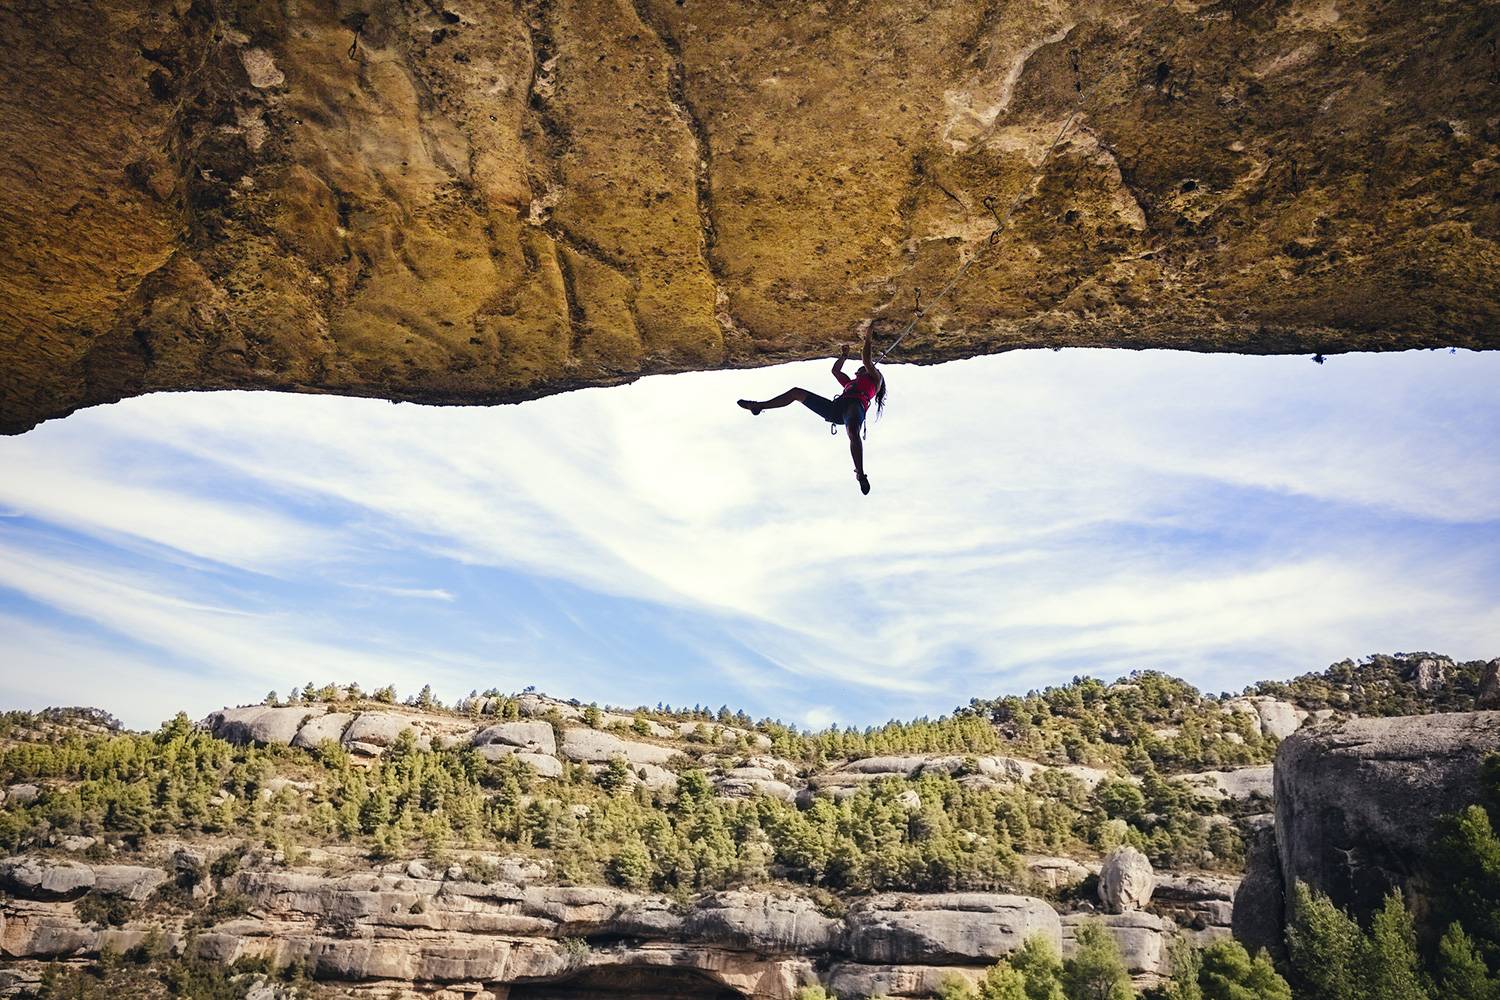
[1234,711,1500,948]
[3,0,1498,433]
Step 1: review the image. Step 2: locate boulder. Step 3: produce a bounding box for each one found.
[171,846,208,877]
[0,903,100,957]
[0,858,95,899]
[1478,659,1500,710]
[826,964,984,998]
[91,865,168,901]
[841,756,930,776]
[343,712,422,748]
[1025,856,1092,891]
[473,721,557,756]
[1222,697,1308,740]
[637,763,680,791]
[515,752,564,778]
[1410,656,1452,693]
[715,776,798,803]
[685,891,838,952]
[204,706,310,746]
[1062,912,1171,976]
[291,712,353,749]
[5,784,39,806]
[1274,711,1500,921]
[1098,846,1154,913]
[474,743,522,764]
[844,893,1061,964]
[559,728,676,766]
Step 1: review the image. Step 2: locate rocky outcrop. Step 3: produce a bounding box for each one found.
[1098,846,1153,913]
[4,0,1497,434]
[290,711,354,749]
[1409,656,1453,693]
[3,785,38,807]
[843,894,1062,965]
[715,770,798,804]
[207,705,474,755]
[0,858,95,900]
[0,856,1074,997]
[1479,660,1500,710]
[1150,873,1236,937]
[1232,819,1284,959]
[825,964,984,999]
[1024,856,1091,891]
[89,865,169,902]
[683,891,839,953]
[204,706,313,747]
[1222,698,1308,741]
[474,721,558,756]
[1274,711,1500,921]
[559,729,677,767]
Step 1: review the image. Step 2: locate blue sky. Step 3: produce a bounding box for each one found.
[1,348,1497,732]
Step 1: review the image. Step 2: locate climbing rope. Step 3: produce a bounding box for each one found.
[876,40,1123,362]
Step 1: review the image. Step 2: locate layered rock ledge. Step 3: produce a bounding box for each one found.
[3,0,1498,432]
[0,854,1230,996]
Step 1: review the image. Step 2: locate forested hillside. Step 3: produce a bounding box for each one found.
[1,652,1496,1000]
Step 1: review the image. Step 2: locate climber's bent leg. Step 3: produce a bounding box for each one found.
[738,388,811,415]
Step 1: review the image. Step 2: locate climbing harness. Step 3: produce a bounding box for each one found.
[875,40,1119,363]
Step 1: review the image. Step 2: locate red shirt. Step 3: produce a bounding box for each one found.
[838,370,881,409]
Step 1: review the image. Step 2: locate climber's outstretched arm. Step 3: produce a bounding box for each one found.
[833,344,851,387]
[861,328,877,377]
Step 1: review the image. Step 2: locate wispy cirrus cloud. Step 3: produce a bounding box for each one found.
[0,349,1496,729]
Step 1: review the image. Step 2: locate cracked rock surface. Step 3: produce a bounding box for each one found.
[2,0,1498,432]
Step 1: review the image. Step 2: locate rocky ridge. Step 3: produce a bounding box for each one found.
[5,655,1498,997]
[198,693,1283,810]
[1,849,1230,997]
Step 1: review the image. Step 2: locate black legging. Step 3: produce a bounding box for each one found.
[800,392,864,428]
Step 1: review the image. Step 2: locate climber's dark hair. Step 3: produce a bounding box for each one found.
[874,378,887,419]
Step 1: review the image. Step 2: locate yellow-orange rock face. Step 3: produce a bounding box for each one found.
[2,0,1498,432]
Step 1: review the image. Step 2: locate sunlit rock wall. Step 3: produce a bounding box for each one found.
[3,0,1498,432]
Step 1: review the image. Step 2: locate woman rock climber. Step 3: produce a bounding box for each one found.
[737,327,887,495]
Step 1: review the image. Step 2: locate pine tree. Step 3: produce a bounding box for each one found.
[1436,923,1500,1000]
[1163,936,1204,1000]
[1286,882,1365,1000]
[976,962,1030,1000]
[1010,936,1067,1000]
[1435,769,1500,966]
[1063,923,1135,1000]
[1366,892,1431,1000]
[1196,939,1290,1000]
